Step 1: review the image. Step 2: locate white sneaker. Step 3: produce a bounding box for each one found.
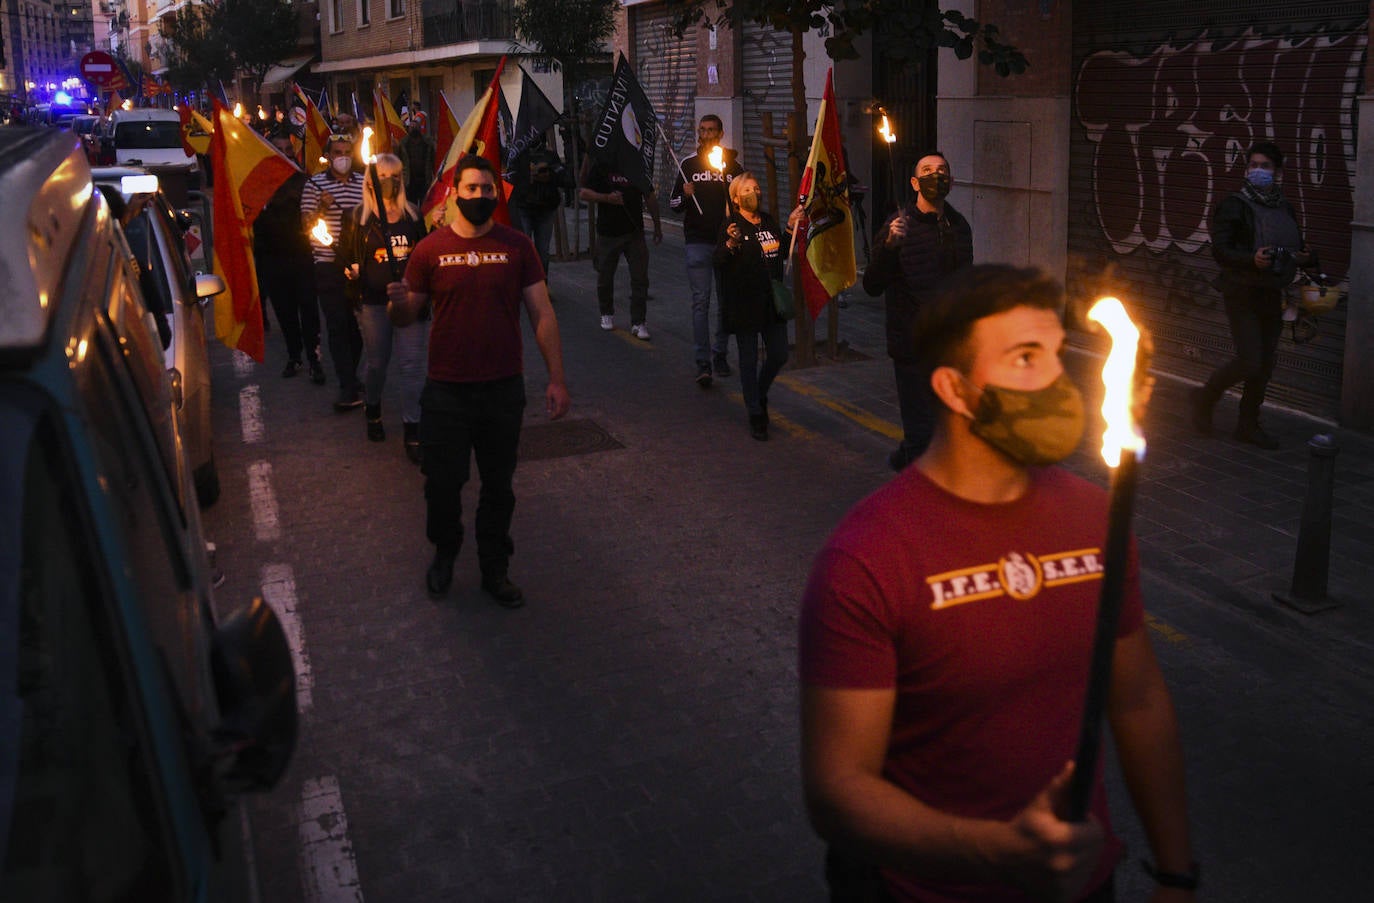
[630,323,651,341]
[599,315,614,331]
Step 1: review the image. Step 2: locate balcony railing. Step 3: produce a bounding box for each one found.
[420,0,514,48]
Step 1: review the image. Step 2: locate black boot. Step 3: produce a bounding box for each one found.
[365,403,385,442]
[403,421,421,464]
[426,546,458,596]
[1234,420,1279,449]
[749,413,769,441]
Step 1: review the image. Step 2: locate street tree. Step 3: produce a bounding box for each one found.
[160,0,298,95]
[512,0,619,255]
[664,0,1027,363]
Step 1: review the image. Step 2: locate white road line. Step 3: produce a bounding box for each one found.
[298,776,365,903]
[260,563,314,714]
[240,384,265,444]
[233,350,255,378]
[247,461,281,542]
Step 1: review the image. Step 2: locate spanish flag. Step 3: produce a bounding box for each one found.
[372,87,408,155]
[209,98,300,362]
[797,69,857,319]
[178,105,212,156]
[292,83,331,175]
[422,56,510,230]
[435,90,460,175]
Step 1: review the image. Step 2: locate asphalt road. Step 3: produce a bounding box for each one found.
[202,229,1374,902]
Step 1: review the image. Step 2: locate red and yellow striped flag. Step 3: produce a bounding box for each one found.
[796,69,857,319]
[210,98,300,362]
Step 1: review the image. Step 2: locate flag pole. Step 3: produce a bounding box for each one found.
[661,130,704,215]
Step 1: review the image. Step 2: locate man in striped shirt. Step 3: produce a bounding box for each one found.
[301,134,366,410]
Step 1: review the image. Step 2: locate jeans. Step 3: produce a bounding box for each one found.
[314,262,363,391]
[736,321,789,416]
[596,231,650,324]
[892,358,934,464]
[1201,285,1283,425]
[420,375,526,578]
[686,242,727,363]
[258,252,318,362]
[355,304,429,422]
[515,205,557,276]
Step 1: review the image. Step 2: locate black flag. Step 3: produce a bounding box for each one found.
[505,66,563,167]
[589,56,659,194]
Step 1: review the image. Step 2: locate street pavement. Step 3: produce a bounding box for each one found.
[202,221,1374,902]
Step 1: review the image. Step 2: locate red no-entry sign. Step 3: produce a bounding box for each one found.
[81,51,128,90]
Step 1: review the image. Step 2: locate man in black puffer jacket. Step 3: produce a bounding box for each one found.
[863,151,973,470]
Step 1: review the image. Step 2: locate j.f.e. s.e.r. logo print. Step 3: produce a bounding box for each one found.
[927,549,1104,610]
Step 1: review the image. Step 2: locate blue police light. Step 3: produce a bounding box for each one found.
[55,90,73,105]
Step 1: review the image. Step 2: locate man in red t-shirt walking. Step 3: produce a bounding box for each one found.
[389,155,571,607]
[799,265,1196,902]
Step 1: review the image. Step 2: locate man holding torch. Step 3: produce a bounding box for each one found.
[301,133,366,409]
[800,265,1195,902]
[670,114,743,386]
[863,151,974,471]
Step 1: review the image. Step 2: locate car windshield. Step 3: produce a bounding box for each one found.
[115,121,183,150]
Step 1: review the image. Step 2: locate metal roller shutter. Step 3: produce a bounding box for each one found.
[630,2,698,214]
[741,20,796,215]
[1068,1,1366,418]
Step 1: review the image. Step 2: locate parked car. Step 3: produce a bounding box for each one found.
[0,126,296,901]
[66,112,102,162]
[93,164,223,508]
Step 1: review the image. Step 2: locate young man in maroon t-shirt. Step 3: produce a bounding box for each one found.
[799,265,1196,902]
[389,155,571,607]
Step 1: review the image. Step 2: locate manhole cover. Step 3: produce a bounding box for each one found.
[520,418,624,461]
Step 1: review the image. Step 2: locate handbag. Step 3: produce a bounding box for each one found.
[771,277,796,321]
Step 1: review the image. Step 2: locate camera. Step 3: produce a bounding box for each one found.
[1270,246,1294,270]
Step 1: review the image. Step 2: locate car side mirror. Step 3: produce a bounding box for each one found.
[210,596,298,793]
[175,209,195,232]
[195,273,226,299]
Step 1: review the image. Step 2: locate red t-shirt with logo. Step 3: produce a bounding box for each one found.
[403,223,545,383]
[799,465,1144,903]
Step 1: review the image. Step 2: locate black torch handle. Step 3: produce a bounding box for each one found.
[1065,451,1140,821]
[368,163,401,280]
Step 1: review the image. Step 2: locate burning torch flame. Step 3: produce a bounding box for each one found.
[233,102,243,119]
[708,145,724,172]
[360,125,374,164]
[311,218,333,246]
[879,114,896,144]
[1087,297,1146,466]
[258,105,267,120]
[121,99,132,111]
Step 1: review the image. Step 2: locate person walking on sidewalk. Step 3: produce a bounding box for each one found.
[671,114,743,386]
[256,130,321,381]
[388,155,571,608]
[581,157,662,340]
[863,151,973,471]
[302,133,366,411]
[714,173,803,440]
[1191,141,1316,450]
[800,264,1196,903]
[339,153,428,460]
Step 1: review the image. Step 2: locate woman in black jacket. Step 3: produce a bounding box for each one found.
[714,173,804,440]
[339,153,428,459]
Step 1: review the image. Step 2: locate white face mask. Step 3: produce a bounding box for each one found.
[331,155,352,175]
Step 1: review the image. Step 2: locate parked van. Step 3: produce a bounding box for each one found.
[0,126,295,900]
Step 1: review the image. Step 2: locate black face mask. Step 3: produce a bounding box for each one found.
[455,195,497,226]
[917,172,951,203]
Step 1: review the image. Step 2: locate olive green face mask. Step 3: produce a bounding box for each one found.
[965,372,1086,466]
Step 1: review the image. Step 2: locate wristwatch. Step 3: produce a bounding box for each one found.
[1140,859,1201,890]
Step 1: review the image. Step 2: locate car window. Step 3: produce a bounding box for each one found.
[115,120,183,150]
[0,415,182,900]
[122,210,174,325]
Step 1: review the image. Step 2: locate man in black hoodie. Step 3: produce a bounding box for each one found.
[863,151,973,471]
[670,114,743,386]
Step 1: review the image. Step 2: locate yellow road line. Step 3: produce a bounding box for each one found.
[723,389,817,440]
[612,330,655,349]
[1145,613,1190,645]
[776,374,904,440]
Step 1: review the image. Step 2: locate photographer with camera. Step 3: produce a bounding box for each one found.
[1191,141,1316,450]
